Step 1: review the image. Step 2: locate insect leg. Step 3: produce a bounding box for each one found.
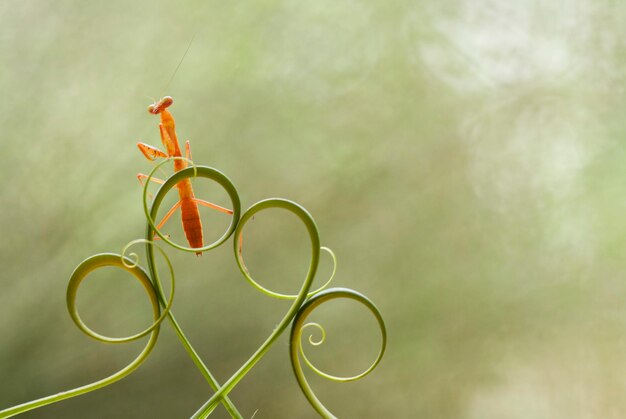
[185,140,192,161]
[152,200,183,238]
[137,142,168,161]
[136,173,166,186]
[193,198,233,215]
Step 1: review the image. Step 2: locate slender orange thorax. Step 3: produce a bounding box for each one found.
[148,97,186,171]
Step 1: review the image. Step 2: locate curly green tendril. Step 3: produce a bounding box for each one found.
[0,245,174,419]
[1,161,387,419]
[289,288,387,418]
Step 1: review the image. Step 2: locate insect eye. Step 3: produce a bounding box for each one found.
[161,96,173,108]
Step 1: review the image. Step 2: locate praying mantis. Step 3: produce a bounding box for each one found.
[136,96,233,255]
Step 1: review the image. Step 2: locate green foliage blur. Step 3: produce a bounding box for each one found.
[2,0,626,418]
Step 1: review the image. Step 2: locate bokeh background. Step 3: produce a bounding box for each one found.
[2,0,626,418]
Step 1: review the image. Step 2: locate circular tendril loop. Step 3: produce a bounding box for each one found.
[235,209,337,298]
[289,287,387,418]
[143,162,240,253]
[67,247,174,344]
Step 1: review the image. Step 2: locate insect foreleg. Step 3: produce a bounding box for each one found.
[137,142,168,161]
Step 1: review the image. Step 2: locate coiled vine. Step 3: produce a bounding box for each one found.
[0,159,387,419]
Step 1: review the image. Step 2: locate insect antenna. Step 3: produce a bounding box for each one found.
[162,29,198,94]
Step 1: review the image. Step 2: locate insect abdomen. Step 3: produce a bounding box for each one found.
[180,198,203,255]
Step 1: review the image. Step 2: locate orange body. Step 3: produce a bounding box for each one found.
[145,97,204,254]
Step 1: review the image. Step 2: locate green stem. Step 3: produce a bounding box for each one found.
[166,311,243,419]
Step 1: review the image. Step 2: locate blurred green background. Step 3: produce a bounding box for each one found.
[2,0,626,418]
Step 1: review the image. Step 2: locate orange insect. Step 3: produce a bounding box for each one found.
[136,96,232,255]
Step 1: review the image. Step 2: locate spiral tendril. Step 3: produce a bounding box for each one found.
[289,288,387,418]
[302,322,326,346]
[121,241,142,269]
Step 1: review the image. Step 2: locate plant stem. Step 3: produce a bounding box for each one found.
[166,311,243,419]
